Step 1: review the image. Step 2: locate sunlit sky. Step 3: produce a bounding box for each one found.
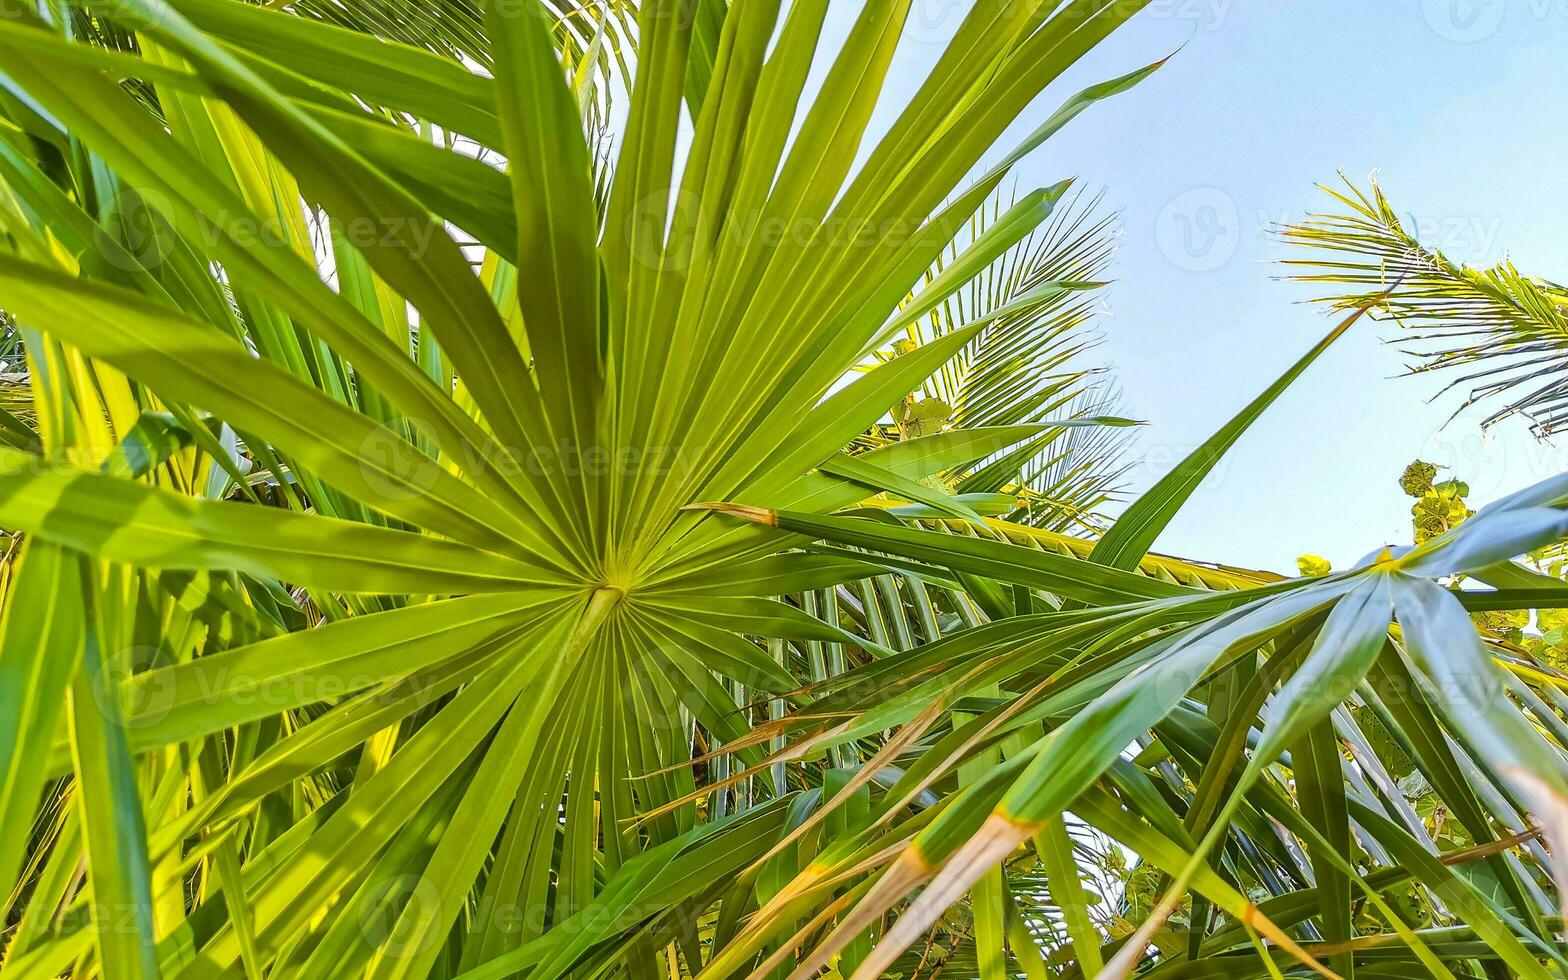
[817,0,1568,574]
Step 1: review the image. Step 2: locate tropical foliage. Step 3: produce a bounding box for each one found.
[0,3,1566,980]
[1284,177,1568,436]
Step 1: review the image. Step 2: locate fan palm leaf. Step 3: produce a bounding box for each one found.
[4,4,1566,977]
[0,0,1167,975]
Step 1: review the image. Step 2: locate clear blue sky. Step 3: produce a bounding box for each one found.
[822,0,1568,574]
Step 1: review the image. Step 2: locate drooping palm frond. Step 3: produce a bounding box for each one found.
[1282,176,1568,435]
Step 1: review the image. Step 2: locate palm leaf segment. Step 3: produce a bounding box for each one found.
[703,405,1568,976]
[1284,176,1568,436]
[868,187,1136,532]
[694,290,1568,974]
[0,0,1167,975]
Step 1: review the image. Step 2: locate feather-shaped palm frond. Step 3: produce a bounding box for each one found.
[867,187,1135,531]
[280,0,639,78]
[71,0,640,125]
[1282,176,1568,435]
[1000,383,1133,529]
[279,0,491,64]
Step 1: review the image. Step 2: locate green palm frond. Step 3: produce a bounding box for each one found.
[871,186,1136,532]
[0,0,1175,975]
[919,187,1116,425]
[709,432,1568,976]
[1283,176,1568,435]
[280,0,491,63]
[1002,383,1133,530]
[275,0,641,83]
[2,2,1566,977]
